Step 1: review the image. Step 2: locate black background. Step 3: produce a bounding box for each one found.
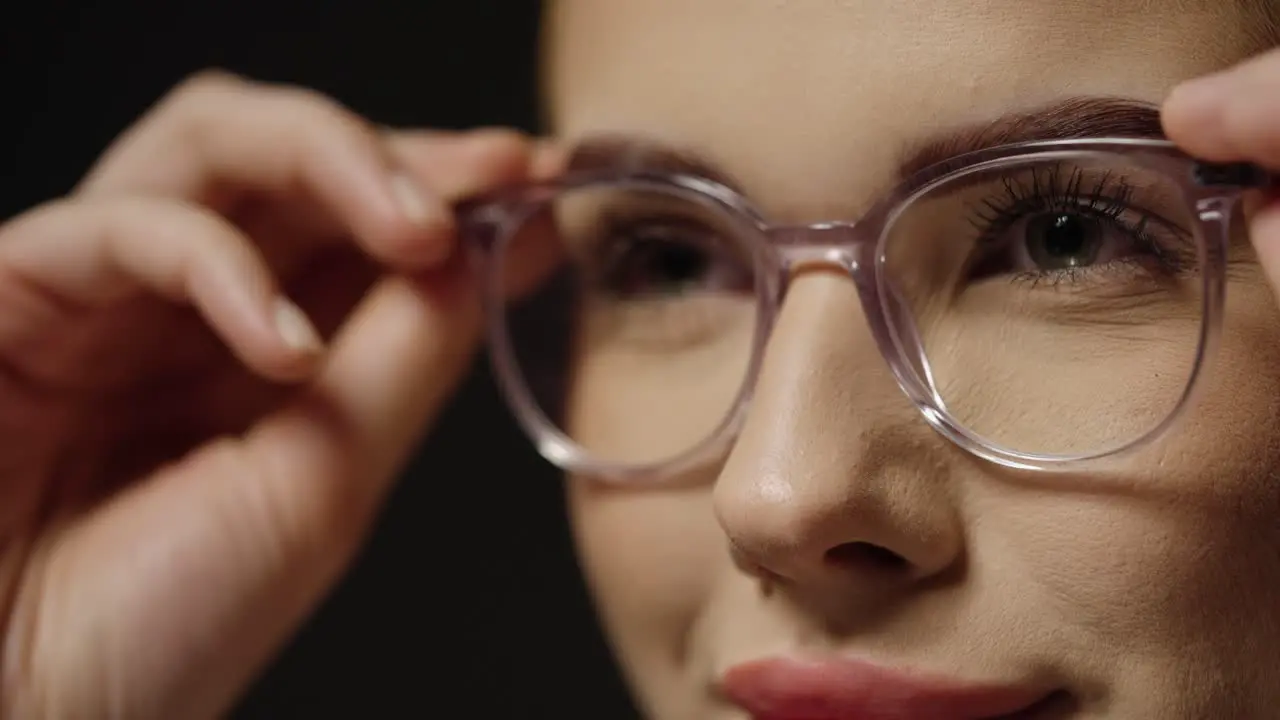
[0,1,638,717]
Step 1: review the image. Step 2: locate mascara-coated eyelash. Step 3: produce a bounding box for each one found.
[970,167,1137,242]
[964,165,1193,285]
[588,211,753,298]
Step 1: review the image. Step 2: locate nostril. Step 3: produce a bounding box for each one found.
[824,541,908,572]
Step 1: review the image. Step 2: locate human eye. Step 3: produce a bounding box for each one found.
[962,165,1196,290]
[590,213,754,299]
[556,188,757,353]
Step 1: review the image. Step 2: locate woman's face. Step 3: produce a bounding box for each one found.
[544,2,1280,718]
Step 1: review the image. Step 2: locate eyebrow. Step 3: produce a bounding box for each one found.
[567,135,747,190]
[898,96,1165,181]
[566,96,1165,193]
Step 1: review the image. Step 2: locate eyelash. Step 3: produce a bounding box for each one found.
[589,212,751,297]
[965,166,1189,285]
[586,165,1197,302]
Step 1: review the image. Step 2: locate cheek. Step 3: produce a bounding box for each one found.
[566,480,725,677]
[971,275,1280,663]
[976,491,1280,646]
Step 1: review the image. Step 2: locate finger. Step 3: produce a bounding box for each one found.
[389,129,569,298]
[1249,195,1280,288]
[1163,47,1280,165]
[18,267,484,717]
[0,197,322,382]
[186,137,536,583]
[385,127,544,261]
[388,127,533,185]
[387,127,564,186]
[229,128,548,279]
[260,128,542,498]
[25,135,547,717]
[78,71,450,267]
[530,137,571,179]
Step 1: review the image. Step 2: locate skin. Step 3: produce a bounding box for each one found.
[0,3,1279,720]
[0,74,564,717]
[546,1,1280,718]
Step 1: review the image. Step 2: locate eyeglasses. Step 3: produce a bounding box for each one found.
[455,138,1275,482]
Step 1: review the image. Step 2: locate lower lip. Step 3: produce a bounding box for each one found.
[720,657,1052,720]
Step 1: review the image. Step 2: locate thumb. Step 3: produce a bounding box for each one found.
[1247,195,1280,293]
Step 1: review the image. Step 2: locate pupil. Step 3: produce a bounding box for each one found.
[1044,214,1086,256]
[1027,212,1100,270]
[649,241,707,286]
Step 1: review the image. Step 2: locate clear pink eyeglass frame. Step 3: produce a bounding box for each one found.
[457,138,1275,483]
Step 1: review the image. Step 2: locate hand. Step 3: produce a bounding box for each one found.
[0,71,560,719]
[1163,46,1280,284]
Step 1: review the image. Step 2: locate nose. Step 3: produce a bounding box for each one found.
[713,266,963,601]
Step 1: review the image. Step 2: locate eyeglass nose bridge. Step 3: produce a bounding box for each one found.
[765,220,877,280]
[762,219,943,413]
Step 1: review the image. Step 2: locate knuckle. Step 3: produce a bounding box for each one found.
[164,69,249,118]
[98,194,198,228]
[271,83,339,113]
[271,85,365,134]
[467,126,532,151]
[161,73,357,146]
[154,202,244,257]
[174,68,247,96]
[258,85,380,162]
[9,196,76,225]
[142,73,379,170]
[0,197,95,244]
[92,196,242,260]
[150,70,256,145]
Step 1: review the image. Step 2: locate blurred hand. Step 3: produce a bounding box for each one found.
[0,71,559,719]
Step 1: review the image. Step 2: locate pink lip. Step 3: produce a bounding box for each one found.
[720,657,1053,720]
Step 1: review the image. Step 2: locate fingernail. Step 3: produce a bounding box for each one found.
[390,173,439,227]
[274,297,323,353]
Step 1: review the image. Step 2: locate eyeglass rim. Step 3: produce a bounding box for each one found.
[458,137,1276,483]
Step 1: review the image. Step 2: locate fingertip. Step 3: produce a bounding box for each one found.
[351,170,457,269]
[454,127,541,183]
[1251,195,1280,249]
[373,128,543,268]
[467,127,536,160]
[389,173,437,227]
[1162,77,1234,160]
[387,172,457,259]
[1246,196,1280,301]
[273,297,323,353]
[209,293,322,385]
[259,296,326,382]
[262,351,324,384]
[531,139,570,180]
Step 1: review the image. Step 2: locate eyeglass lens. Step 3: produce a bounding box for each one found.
[494,152,1206,469]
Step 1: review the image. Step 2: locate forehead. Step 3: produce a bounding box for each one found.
[544,0,1253,217]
